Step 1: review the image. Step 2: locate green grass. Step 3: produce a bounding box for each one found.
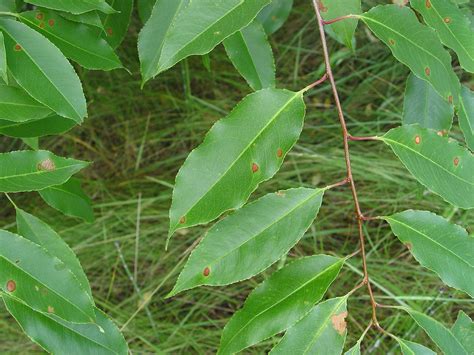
[1,1,473,353]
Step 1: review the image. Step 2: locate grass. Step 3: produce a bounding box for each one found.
[1,1,473,353]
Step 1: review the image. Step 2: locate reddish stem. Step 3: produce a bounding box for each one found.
[322,14,357,25]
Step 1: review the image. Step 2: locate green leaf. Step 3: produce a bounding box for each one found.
[320,0,362,50]
[218,255,344,354]
[458,85,474,151]
[270,296,348,355]
[345,343,361,355]
[405,309,468,355]
[452,311,474,353]
[0,114,76,138]
[0,230,95,323]
[402,73,453,131]
[410,0,474,73]
[101,0,133,49]
[386,210,473,296]
[0,32,7,84]
[24,0,116,15]
[58,11,104,29]
[39,178,94,223]
[360,5,460,105]
[396,338,436,355]
[169,88,306,238]
[0,18,87,122]
[256,0,293,35]
[139,0,270,83]
[223,21,275,91]
[137,0,155,24]
[20,9,122,71]
[169,187,325,296]
[0,0,18,11]
[381,125,474,209]
[22,137,39,150]
[16,208,92,297]
[0,150,89,193]
[0,85,52,122]
[3,299,128,355]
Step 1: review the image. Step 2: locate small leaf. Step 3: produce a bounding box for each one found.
[320,0,362,50]
[386,210,473,297]
[396,338,436,355]
[169,88,306,238]
[24,0,116,15]
[224,20,275,91]
[270,296,348,355]
[0,230,95,323]
[0,150,89,193]
[452,311,474,352]
[381,125,474,209]
[39,178,94,223]
[0,32,8,84]
[0,114,76,138]
[16,208,92,297]
[101,0,133,49]
[20,9,122,71]
[257,0,293,35]
[404,309,468,355]
[137,0,155,24]
[169,188,325,296]
[410,0,474,73]
[402,73,453,131]
[360,5,460,104]
[3,299,128,355]
[0,85,52,122]
[218,255,344,354]
[0,18,87,122]
[458,85,474,151]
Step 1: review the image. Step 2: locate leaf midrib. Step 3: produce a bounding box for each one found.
[0,162,85,181]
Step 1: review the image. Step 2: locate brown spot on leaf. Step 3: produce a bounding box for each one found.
[318,0,328,12]
[179,216,186,224]
[14,44,22,51]
[48,19,54,27]
[106,27,113,36]
[252,163,259,173]
[6,280,16,292]
[37,158,56,171]
[276,191,286,197]
[47,306,55,313]
[36,12,44,20]
[203,267,210,277]
[39,22,45,29]
[448,95,453,104]
[424,67,431,76]
[405,242,413,250]
[331,311,348,335]
[454,157,459,166]
[389,39,395,46]
[444,17,451,24]
[277,148,283,158]
[415,135,421,144]
[425,0,431,8]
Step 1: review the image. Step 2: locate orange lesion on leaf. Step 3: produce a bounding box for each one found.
[37,158,56,171]
[415,135,421,145]
[47,306,55,313]
[179,216,186,224]
[106,28,113,36]
[6,280,16,292]
[331,311,348,335]
[425,0,432,9]
[454,157,460,166]
[48,19,55,27]
[424,67,431,76]
[252,163,259,173]
[36,12,44,20]
[14,44,22,51]
[277,148,283,158]
[203,267,211,277]
[317,0,328,13]
[444,17,451,24]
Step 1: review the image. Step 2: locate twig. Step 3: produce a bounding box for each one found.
[322,14,357,25]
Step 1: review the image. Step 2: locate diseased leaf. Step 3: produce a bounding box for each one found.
[0,230,95,323]
[218,255,344,354]
[0,85,52,122]
[452,311,474,353]
[16,208,92,297]
[270,296,348,355]
[139,0,270,83]
[405,309,468,355]
[169,188,325,296]
[360,5,460,104]
[396,338,436,355]
[410,0,474,73]
[458,85,474,151]
[0,114,76,138]
[386,210,474,297]
[0,150,88,193]
[169,88,306,238]
[20,9,122,71]
[137,0,155,24]
[402,73,453,131]
[24,0,116,15]
[224,20,275,91]
[0,18,87,122]
[0,32,7,84]
[101,0,133,49]
[3,299,128,355]
[381,125,474,209]
[257,0,293,35]
[320,0,362,50]
[39,178,94,223]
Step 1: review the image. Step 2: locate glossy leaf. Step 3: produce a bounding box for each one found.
[396,338,436,355]
[0,150,89,193]
[0,114,76,138]
[22,137,39,150]
[0,0,17,11]
[0,32,7,84]
[224,21,275,91]
[137,0,155,23]
[39,178,94,223]
[458,85,474,151]
[0,18,87,122]
[381,125,474,209]
[320,0,362,50]
[139,0,270,83]
[169,188,325,296]
[405,309,468,355]
[385,210,474,297]
[402,73,453,131]
[20,10,122,71]
[24,0,116,14]
[270,296,348,355]
[452,311,474,352]
[410,0,474,73]
[169,88,306,238]
[16,208,92,297]
[360,5,460,104]
[218,255,344,354]
[101,0,133,49]
[0,85,52,122]
[257,0,293,35]
[58,11,104,29]
[0,230,95,323]
[3,299,128,355]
